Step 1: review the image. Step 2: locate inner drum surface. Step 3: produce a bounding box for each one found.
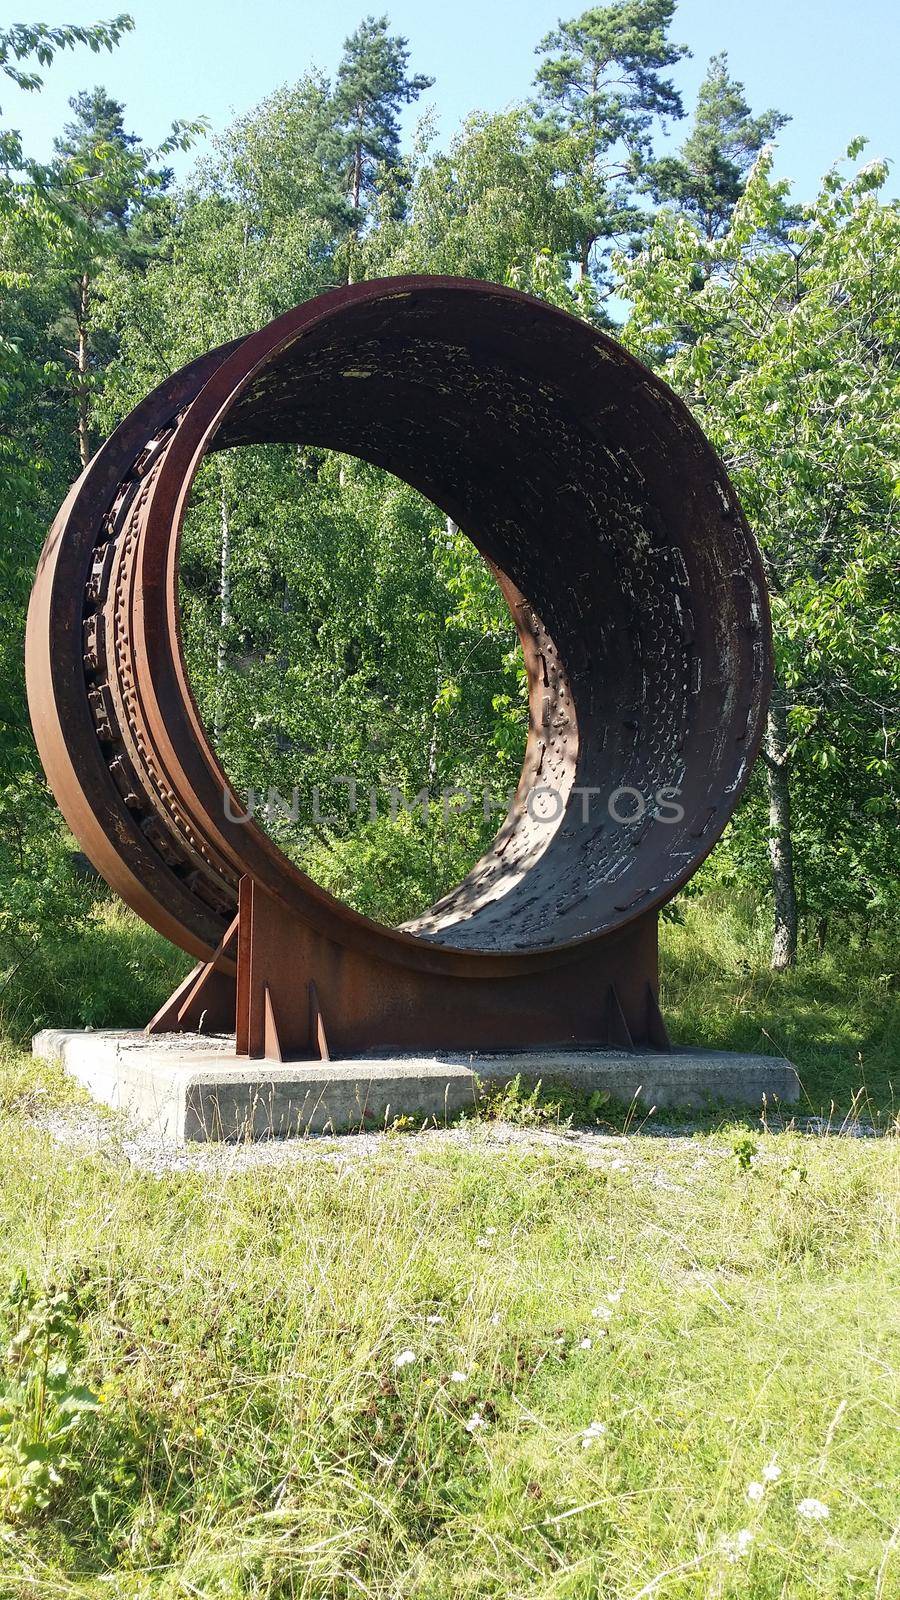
[210,286,767,952]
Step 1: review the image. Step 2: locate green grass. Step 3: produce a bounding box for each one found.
[660,892,899,1120]
[0,900,190,1046]
[0,892,897,1593]
[0,1076,897,1598]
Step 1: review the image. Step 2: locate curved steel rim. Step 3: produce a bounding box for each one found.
[27,276,772,974]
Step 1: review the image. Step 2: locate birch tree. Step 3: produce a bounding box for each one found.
[622,146,900,964]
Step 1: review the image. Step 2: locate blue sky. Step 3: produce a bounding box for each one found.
[5,0,898,199]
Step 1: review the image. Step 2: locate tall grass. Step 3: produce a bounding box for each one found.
[0,1101,897,1596]
[661,892,899,1117]
[0,892,897,1594]
[0,900,189,1045]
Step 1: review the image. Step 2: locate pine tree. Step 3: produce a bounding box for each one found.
[332,13,433,265]
[54,87,151,227]
[652,53,788,239]
[533,0,688,288]
[48,87,202,464]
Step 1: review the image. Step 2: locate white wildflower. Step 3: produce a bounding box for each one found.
[490,1312,501,1326]
[449,1370,468,1383]
[607,1288,624,1302]
[591,1305,612,1320]
[721,1528,753,1562]
[762,1459,781,1482]
[581,1420,607,1449]
[393,1349,416,1370]
[464,1411,485,1433]
[579,1337,592,1349]
[746,1481,765,1504]
[797,1497,829,1521]
[426,1314,444,1326]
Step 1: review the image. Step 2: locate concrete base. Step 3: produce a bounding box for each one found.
[33,1029,800,1145]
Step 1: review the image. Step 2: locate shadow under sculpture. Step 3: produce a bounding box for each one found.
[26,276,772,1062]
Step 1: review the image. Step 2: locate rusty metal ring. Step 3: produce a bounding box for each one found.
[27,276,771,983]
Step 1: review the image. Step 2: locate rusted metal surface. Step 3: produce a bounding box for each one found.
[26,277,772,1056]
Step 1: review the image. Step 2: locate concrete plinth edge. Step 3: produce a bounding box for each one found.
[32,1028,800,1145]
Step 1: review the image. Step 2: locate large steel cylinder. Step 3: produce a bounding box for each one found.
[26,278,771,1031]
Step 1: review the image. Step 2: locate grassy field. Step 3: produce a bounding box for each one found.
[0,1063,897,1597]
[660,895,899,1122]
[0,894,897,1596]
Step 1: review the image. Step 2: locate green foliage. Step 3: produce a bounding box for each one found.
[659,887,900,1119]
[95,74,352,411]
[0,899,189,1047]
[0,17,133,112]
[0,25,207,1027]
[0,1270,100,1523]
[533,0,689,286]
[174,447,526,921]
[303,811,499,927]
[52,84,178,222]
[478,1072,611,1127]
[731,1133,758,1171]
[333,14,433,229]
[41,81,206,469]
[622,147,900,934]
[0,22,154,1014]
[651,51,789,238]
[364,106,601,324]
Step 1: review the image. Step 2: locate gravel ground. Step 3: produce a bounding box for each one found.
[34,1103,645,1177]
[28,1094,883,1179]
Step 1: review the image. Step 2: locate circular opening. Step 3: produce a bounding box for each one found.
[178,446,529,927]
[93,277,769,965]
[175,282,767,954]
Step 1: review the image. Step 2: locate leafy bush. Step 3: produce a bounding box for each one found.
[0,1270,101,1523]
[478,1072,610,1127]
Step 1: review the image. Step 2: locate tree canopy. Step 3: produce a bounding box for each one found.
[651,52,788,239]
